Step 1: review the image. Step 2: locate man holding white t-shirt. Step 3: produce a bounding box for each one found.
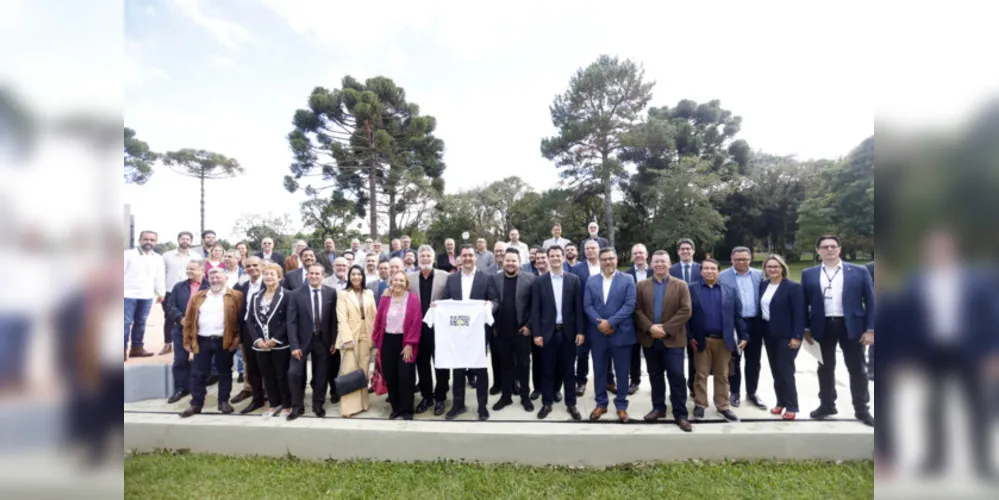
[430,244,499,421]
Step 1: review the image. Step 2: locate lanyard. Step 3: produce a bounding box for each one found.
[822,266,841,291]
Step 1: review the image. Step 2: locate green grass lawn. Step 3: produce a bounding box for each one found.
[125,452,873,499]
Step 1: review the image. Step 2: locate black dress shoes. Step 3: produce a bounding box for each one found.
[522,400,535,413]
[286,408,304,421]
[489,385,501,396]
[856,412,875,427]
[433,401,447,416]
[575,382,586,397]
[179,406,202,418]
[389,411,401,420]
[627,383,639,396]
[218,402,234,414]
[446,405,467,420]
[530,391,541,401]
[313,407,326,418]
[747,394,767,410]
[167,390,190,405]
[240,400,266,415]
[643,409,666,422]
[718,409,739,422]
[478,409,489,421]
[537,405,553,419]
[415,398,431,414]
[492,398,513,411]
[566,406,582,421]
[402,414,413,421]
[230,390,253,405]
[810,406,838,420]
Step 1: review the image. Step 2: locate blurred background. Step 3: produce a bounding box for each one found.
[2,0,999,497]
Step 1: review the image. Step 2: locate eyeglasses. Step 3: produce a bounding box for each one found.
[764,265,783,270]
[818,245,839,250]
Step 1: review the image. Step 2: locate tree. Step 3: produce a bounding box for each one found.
[232,212,297,252]
[124,127,159,185]
[285,76,446,239]
[541,55,655,247]
[299,191,357,244]
[641,157,727,252]
[163,148,242,235]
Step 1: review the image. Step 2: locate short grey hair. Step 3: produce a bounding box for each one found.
[731,246,752,256]
[418,244,435,256]
[207,267,226,277]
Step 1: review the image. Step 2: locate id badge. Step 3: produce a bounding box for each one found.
[823,287,834,300]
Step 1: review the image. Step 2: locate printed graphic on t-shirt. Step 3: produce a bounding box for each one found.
[424,299,494,369]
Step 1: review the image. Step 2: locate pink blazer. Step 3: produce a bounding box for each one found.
[372,292,422,363]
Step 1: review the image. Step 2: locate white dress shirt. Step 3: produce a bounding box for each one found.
[551,272,564,324]
[820,262,845,317]
[506,241,530,260]
[602,272,616,304]
[761,282,779,321]
[460,269,476,301]
[308,285,324,326]
[925,267,960,344]
[163,248,202,290]
[197,290,226,337]
[243,278,263,321]
[587,261,601,277]
[632,265,650,282]
[124,248,166,299]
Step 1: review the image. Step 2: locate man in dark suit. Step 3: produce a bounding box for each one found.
[670,237,702,396]
[865,261,874,381]
[635,251,693,431]
[286,263,339,420]
[490,248,536,413]
[579,221,610,250]
[688,258,747,422]
[436,238,458,273]
[583,248,638,423]
[281,248,315,291]
[441,245,499,420]
[256,237,285,266]
[165,260,209,405]
[570,239,603,396]
[621,243,652,395]
[530,246,585,420]
[316,238,337,276]
[802,235,875,427]
[229,257,266,412]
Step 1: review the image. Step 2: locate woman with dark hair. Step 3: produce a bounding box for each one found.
[759,254,805,420]
[248,263,293,418]
[336,265,377,418]
[371,271,422,420]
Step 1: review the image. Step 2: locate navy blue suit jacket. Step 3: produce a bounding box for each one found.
[530,272,585,344]
[688,281,747,352]
[898,270,999,361]
[582,272,637,349]
[759,279,805,339]
[801,262,874,340]
[167,280,209,324]
[670,262,702,284]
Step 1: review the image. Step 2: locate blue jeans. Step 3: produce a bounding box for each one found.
[0,315,30,385]
[123,298,153,351]
[235,347,245,374]
[591,343,633,411]
[171,326,191,393]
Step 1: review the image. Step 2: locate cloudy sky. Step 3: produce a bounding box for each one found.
[120,0,999,244]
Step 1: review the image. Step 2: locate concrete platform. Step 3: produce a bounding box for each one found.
[125,305,875,465]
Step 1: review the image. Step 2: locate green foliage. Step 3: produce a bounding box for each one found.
[124,127,159,185]
[541,55,655,246]
[231,212,297,254]
[286,76,446,238]
[162,148,243,235]
[299,191,357,244]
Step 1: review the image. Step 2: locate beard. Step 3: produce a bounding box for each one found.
[140,243,154,251]
[210,284,224,293]
[419,263,433,272]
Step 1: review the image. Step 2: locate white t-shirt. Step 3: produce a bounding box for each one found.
[424,299,494,369]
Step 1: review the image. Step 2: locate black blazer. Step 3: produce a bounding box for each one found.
[256,251,286,266]
[759,279,805,339]
[286,284,337,352]
[670,262,702,284]
[167,279,209,323]
[436,252,457,273]
[233,279,260,342]
[530,272,584,344]
[491,272,536,330]
[281,267,308,291]
[247,287,290,345]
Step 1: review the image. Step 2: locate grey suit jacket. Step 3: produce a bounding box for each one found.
[492,272,536,328]
[408,269,449,303]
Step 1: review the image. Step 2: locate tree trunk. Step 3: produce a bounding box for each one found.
[602,154,615,247]
[388,191,398,236]
[368,157,378,240]
[199,171,206,236]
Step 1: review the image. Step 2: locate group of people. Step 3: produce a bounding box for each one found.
[122,222,875,430]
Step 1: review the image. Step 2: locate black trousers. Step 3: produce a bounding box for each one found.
[541,331,577,407]
[531,342,543,393]
[289,335,330,411]
[257,348,292,408]
[453,368,488,410]
[161,292,174,344]
[763,323,800,412]
[686,344,696,394]
[489,333,502,389]
[644,342,688,419]
[817,317,869,414]
[240,331,265,403]
[383,334,416,415]
[923,348,993,474]
[497,331,532,402]
[416,326,450,402]
[325,348,342,402]
[730,317,763,397]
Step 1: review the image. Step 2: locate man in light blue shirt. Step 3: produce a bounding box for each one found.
[718,246,765,409]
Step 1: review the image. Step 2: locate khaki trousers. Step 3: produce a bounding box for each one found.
[694,337,732,410]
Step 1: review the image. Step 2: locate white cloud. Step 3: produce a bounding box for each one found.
[124,41,168,89]
[167,0,252,50]
[208,54,250,74]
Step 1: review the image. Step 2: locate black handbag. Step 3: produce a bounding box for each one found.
[334,345,368,396]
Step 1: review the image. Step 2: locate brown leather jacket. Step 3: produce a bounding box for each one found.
[182,288,244,353]
[634,275,692,349]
